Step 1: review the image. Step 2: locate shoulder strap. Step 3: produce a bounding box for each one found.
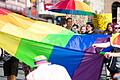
[0,48,4,57]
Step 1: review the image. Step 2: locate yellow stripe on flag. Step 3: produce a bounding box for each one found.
[0,32,21,56]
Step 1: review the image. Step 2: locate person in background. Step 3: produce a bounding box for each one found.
[79,25,87,34]
[2,50,19,80]
[113,24,120,34]
[86,22,95,34]
[103,23,113,35]
[93,24,120,80]
[65,17,73,30]
[56,16,66,27]
[26,55,71,80]
[22,63,32,80]
[71,24,79,33]
[112,17,117,25]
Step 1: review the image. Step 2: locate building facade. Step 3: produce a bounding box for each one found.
[104,0,120,13]
[85,0,120,20]
[0,0,120,24]
[88,0,104,14]
[104,0,120,20]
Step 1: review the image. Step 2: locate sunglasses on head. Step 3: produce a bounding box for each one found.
[114,27,120,29]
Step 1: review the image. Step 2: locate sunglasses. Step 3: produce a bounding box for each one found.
[114,27,120,29]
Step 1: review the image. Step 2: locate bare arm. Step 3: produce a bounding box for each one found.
[105,52,120,57]
[92,42,110,48]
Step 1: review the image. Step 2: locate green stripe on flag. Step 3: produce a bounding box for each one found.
[42,34,74,47]
[99,52,106,55]
[16,38,54,67]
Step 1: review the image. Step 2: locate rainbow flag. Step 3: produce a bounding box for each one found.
[111,33,120,48]
[0,8,109,80]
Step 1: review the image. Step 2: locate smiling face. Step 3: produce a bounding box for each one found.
[66,18,72,29]
[86,24,93,32]
[114,24,120,33]
[80,26,86,33]
[67,19,72,26]
[107,24,113,32]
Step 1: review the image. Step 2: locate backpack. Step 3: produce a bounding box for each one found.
[0,48,12,61]
[107,57,119,73]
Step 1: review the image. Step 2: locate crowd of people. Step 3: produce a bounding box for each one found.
[63,17,101,34]
[61,17,120,80]
[0,17,120,80]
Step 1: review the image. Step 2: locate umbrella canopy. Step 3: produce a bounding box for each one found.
[40,10,66,16]
[49,0,94,15]
[0,8,11,15]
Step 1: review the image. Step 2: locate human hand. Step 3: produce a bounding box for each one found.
[104,53,110,58]
[92,42,110,48]
[104,52,113,58]
[92,43,102,48]
[92,43,97,47]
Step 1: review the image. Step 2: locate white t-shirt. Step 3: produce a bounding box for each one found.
[26,63,71,80]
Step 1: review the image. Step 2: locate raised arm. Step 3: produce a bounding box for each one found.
[104,52,120,57]
[92,42,111,48]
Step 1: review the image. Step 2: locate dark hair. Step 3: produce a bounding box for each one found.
[112,23,120,32]
[104,23,113,35]
[112,17,117,24]
[66,17,72,22]
[106,23,112,30]
[86,22,94,30]
[72,24,79,28]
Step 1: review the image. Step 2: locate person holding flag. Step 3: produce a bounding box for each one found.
[26,55,71,80]
[93,24,120,80]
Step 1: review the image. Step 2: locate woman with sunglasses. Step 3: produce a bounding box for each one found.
[113,24,120,34]
[93,24,120,80]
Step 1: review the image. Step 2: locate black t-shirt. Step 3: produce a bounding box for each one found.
[107,47,120,73]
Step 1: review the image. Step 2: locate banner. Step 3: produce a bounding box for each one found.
[93,13,112,30]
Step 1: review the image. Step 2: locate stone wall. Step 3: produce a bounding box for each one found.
[104,0,120,13]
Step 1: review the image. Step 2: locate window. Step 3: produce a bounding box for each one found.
[0,0,6,2]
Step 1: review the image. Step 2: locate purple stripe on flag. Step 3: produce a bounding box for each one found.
[72,37,109,80]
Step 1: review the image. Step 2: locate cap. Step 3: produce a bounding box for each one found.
[34,55,47,62]
[34,55,47,67]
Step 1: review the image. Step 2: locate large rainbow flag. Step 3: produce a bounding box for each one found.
[0,8,109,80]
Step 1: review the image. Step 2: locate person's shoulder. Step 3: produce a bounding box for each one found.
[113,47,120,52]
[51,64,67,70]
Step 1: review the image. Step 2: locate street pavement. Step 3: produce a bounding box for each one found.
[0,61,110,80]
[0,62,24,80]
